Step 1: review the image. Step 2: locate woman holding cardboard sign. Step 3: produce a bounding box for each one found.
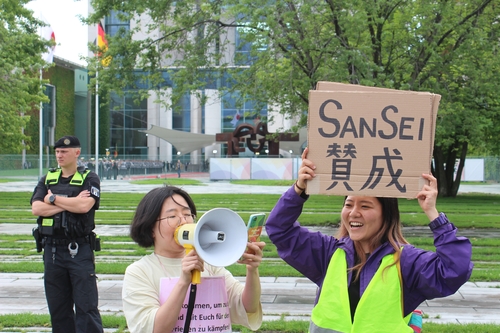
[122,186,264,333]
[266,147,473,333]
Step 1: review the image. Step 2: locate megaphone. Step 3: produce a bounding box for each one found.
[174,208,248,284]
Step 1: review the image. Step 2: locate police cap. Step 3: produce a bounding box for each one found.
[54,136,81,149]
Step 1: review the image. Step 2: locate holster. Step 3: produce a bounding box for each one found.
[89,232,101,251]
[32,227,43,253]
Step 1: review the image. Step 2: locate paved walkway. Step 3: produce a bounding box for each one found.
[1,175,500,332]
[0,273,499,331]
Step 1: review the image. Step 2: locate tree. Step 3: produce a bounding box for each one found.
[0,0,54,153]
[87,0,500,197]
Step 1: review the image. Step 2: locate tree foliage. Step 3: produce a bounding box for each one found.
[87,0,500,196]
[0,0,53,153]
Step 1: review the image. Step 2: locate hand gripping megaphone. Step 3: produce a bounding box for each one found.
[174,208,248,284]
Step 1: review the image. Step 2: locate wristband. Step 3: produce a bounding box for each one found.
[294,180,305,192]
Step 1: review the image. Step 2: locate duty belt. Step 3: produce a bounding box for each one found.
[43,236,90,246]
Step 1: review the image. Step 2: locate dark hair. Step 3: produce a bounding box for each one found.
[336,196,408,281]
[130,186,197,248]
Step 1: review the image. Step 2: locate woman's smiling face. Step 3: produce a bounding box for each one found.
[341,196,384,253]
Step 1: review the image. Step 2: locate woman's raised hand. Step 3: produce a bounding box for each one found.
[295,147,316,194]
[416,173,439,221]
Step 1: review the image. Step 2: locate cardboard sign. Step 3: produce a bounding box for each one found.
[160,276,232,332]
[307,82,440,198]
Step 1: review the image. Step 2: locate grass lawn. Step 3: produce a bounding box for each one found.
[1,189,500,280]
[1,233,499,281]
[1,313,500,332]
[4,190,500,228]
[1,181,499,331]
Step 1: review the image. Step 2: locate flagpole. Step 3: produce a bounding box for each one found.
[36,10,55,179]
[95,70,99,177]
[39,68,43,179]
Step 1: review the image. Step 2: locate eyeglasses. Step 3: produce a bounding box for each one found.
[158,214,196,228]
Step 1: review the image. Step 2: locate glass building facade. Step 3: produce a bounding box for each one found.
[109,93,148,156]
[101,11,268,160]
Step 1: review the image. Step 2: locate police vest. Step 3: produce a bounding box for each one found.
[309,249,412,333]
[45,168,90,187]
[38,169,95,237]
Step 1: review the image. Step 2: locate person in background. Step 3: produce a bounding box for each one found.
[176,159,182,178]
[112,160,118,180]
[265,147,473,333]
[122,186,264,333]
[31,135,103,333]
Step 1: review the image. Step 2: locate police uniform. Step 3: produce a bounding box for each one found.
[31,136,103,333]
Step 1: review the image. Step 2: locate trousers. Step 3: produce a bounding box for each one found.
[43,242,103,333]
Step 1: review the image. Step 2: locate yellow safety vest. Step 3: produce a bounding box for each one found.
[45,168,90,186]
[309,249,412,333]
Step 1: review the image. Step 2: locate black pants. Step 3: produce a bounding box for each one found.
[43,242,103,333]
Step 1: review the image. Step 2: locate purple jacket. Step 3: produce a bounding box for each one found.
[265,186,473,317]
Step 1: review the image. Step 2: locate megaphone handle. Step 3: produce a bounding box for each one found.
[184,245,201,284]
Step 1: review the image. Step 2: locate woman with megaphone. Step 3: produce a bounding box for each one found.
[123,186,265,333]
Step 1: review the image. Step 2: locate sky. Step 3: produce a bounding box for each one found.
[26,0,89,65]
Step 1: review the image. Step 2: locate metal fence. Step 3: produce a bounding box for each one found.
[483,157,500,182]
[3,155,500,182]
[0,154,208,177]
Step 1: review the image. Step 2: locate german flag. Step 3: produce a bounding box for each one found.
[97,22,111,66]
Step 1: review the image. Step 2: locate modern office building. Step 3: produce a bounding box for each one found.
[87,5,303,168]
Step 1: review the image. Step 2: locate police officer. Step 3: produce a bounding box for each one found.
[31,135,103,333]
